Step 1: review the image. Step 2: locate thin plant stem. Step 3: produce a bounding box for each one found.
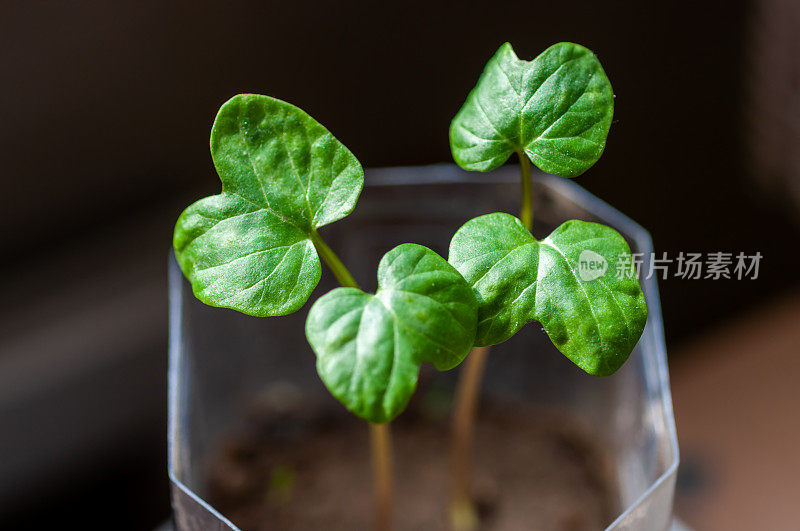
[370,422,395,531]
[518,151,533,231]
[450,345,490,531]
[310,229,359,289]
[449,153,534,529]
[311,229,395,531]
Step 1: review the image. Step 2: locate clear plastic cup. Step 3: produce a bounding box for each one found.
[168,164,679,530]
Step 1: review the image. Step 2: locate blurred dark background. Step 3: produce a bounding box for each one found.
[2,1,798,529]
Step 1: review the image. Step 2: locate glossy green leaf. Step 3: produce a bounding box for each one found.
[173,94,364,316]
[449,213,646,376]
[450,42,614,178]
[306,244,478,423]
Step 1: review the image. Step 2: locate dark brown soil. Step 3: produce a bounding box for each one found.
[208,404,617,531]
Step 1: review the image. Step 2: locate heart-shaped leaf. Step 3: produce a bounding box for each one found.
[450,42,614,178]
[449,213,646,376]
[174,94,364,316]
[306,244,478,423]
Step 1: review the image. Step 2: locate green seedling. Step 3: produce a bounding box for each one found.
[450,215,646,367]
[173,94,364,316]
[307,243,478,424]
[447,42,647,529]
[173,40,649,529]
[173,94,478,530]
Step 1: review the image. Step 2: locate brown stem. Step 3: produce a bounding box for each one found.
[450,345,491,530]
[313,230,395,530]
[450,151,532,530]
[370,422,395,531]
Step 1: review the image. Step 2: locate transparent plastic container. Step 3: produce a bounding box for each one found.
[168,164,680,530]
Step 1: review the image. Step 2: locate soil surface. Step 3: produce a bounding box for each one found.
[208,403,617,530]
